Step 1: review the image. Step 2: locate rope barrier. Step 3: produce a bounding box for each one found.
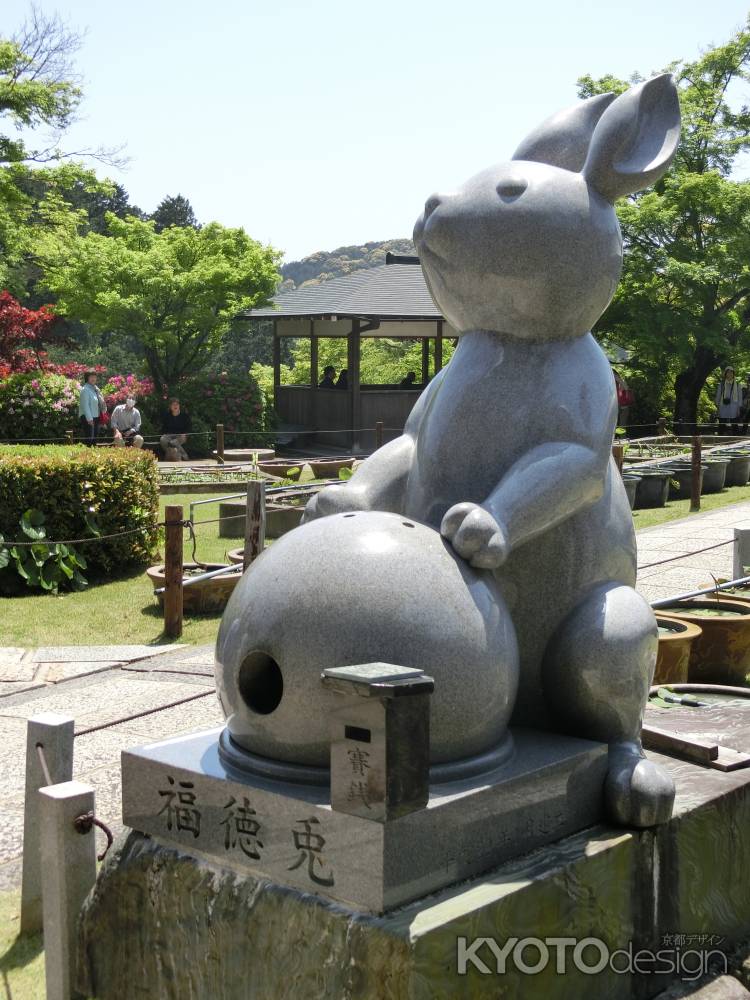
[73,688,215,737]
[637,538,733,571]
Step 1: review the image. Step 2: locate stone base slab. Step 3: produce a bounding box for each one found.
[121,726,608,912]
[80,741,750,1000]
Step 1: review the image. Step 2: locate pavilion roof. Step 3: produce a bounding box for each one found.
[246,264,441,321]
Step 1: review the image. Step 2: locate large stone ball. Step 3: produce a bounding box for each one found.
[215,511,518,769]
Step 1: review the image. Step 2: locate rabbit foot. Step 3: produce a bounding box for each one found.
[605,741,675,828]
[440,502,509,569]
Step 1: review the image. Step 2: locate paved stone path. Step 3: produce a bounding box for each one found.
[2,499,750,891]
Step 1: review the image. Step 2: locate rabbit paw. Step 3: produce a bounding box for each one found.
[301,484,368,524]
[440,502,509,569]
[605,742,675,827]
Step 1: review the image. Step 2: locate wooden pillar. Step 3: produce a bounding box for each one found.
[243,481,266,571]
[348,319,361,452]
[421,338,430,384]
[272,322,280,415]
[310,319,318,430]
[164,505,183,639]
[435,320,443,374]
[691,436,702,512]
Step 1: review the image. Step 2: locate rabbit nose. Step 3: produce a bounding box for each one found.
[423,194,442,220]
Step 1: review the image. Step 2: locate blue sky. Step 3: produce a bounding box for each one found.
[5,0,749,262]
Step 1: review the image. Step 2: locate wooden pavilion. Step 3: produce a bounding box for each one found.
[246,256,456,452]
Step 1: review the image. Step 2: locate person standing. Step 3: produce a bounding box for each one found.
[160,398,191,460]
[78,371,104,446]
[111,397,144,448]
[716,366,743,434]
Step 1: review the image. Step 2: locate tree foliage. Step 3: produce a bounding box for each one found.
[38,215,281,390]
[581,21,750,428]
[151,194,198,232]
[0,289,60,371]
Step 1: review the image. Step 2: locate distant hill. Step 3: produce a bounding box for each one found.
[279,239,415,291]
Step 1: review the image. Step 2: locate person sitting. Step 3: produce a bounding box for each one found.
[319,365,336,388]
[160,398,191,460]
[399,371,417,388]
[111,397,144,448]
[335,369,348,390]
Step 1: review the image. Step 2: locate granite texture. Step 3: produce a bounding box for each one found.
[216,512,518,769]
[79,746,750,1000]
[297,76,682,828]
[121,726,607,913]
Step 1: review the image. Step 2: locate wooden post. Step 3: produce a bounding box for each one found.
[657,417,667,437]
[375,421,383,450]
[612,443,624,474]
[21,714,75,934]
[435,320,443,374]
[243,481,266,571]
[421,338,430,385]
[348,319,361,452]
[39,781,97,1000]
[65,429,74,445]
[164,504,183,638]
[691,435,702,512]
[216,423,225,465]
[310,320,318,430]
[273,323,281,417]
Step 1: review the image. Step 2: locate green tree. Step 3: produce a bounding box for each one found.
[0,8,126,293]
[580,23,750,430]
[38,214,281,391]
[151,194,199,232]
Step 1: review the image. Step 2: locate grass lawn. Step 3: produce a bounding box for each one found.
[631,482,750,530]
[2,484,750,648]
[0,494,239,648]
[0,891,44,1000]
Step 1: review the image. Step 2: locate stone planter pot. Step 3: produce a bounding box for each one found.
[146,562,240,614]
[633,471,670,509]
[256,461,303,481]
[654,615,703,684]
[664,463,706,500]
[308,457,355,479]
[621,473,641,509]
[713,452,750,486]
[654,597,750,685]
[701,458,730,493]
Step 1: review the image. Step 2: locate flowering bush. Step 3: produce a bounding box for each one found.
[0,372,79,441]
[101,373,155,409]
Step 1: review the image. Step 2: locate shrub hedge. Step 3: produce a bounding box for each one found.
[0,446,160,586]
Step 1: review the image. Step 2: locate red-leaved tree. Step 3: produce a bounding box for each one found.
[0,291,63,377]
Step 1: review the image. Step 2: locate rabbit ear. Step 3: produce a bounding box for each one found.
[512,93,617,172]
[583,74,680,202]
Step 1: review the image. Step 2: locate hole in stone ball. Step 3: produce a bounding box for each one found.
[238,651,283,715]
[402,521,414,528]
[343,513,356,517]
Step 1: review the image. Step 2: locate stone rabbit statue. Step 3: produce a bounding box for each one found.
[303,75,681,827]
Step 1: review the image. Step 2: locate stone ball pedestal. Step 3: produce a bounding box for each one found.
[215,510,519,784]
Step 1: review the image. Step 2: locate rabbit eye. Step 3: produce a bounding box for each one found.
[496,180,527,200]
